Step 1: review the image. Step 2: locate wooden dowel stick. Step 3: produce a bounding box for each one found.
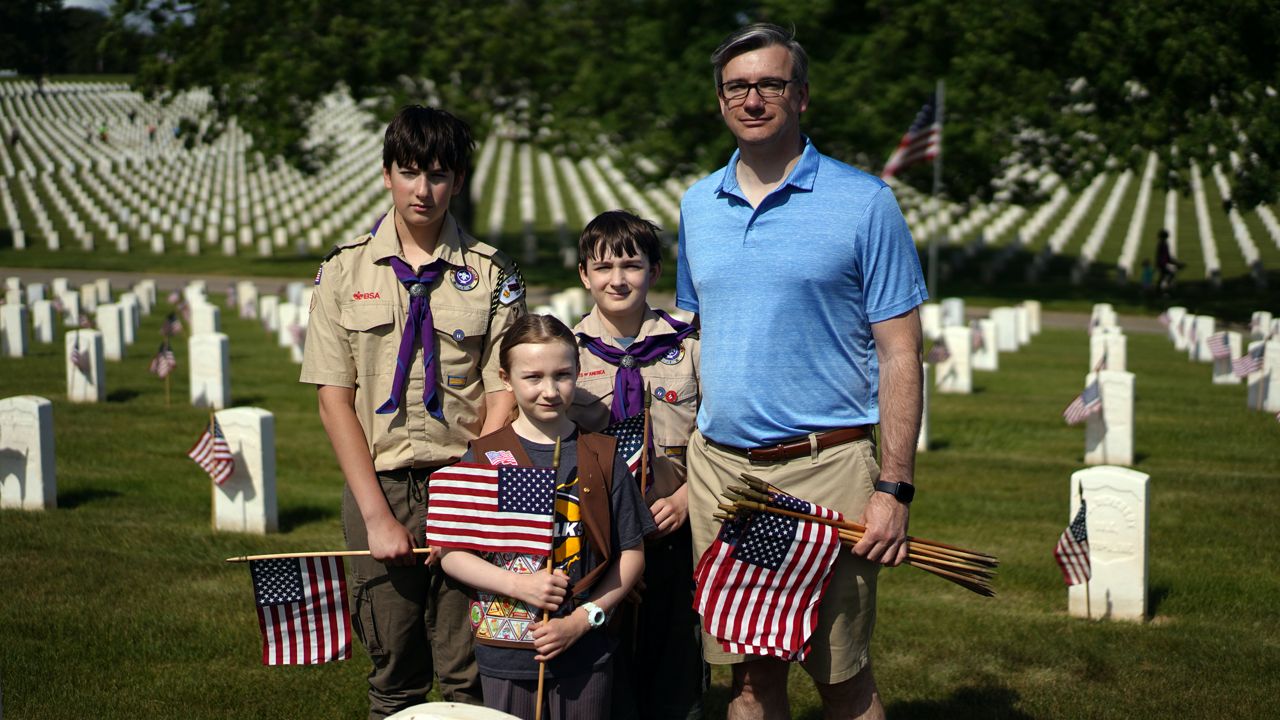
[225,548,433,563]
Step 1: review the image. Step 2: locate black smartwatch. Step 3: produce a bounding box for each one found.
[874,480,915,505]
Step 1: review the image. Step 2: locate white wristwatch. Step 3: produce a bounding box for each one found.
[580,601,607,629]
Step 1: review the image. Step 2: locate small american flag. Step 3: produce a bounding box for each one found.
[925,339,950,364]
[1233,346,1264,377]
[881,93,941,179]
[1206,332,1231,360]
[1053,500,1091,586]
[1063,381,1102,425]
[970,321,985,352]
[148,341,177,378]
[694,488,843,661]
[162,312,183,337]
[249,556,352,665]
[78,314,93,329]
[485,450,519,466]
[167,290,181,305]
[69,335,90,373]
[226,284,238,309]
[188,417,235,485]
[426,463,557,555]
[601,412,646,478]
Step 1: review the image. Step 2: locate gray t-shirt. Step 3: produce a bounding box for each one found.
[463,430,656,680]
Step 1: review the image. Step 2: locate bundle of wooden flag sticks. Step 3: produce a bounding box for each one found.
[717,474,998,597]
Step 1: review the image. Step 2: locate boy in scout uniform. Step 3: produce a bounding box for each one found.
[301,105,526,719]
[568,210,705,719]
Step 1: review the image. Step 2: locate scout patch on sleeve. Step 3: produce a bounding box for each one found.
[314,263,324,286]
[499,270,525,306]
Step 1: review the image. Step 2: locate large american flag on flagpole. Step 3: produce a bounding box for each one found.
[693,489,843,661]
[188,418,235,485]
[249,556,352,665]
[880,94,941,179]
[426,463,557,555]
[1053,500,1091,586]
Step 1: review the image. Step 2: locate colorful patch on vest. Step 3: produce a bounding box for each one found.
[485,449,518,465]
[499,272,525,305]
[447,375,468,388]
[451,265,479,291]
[659,343,685,365]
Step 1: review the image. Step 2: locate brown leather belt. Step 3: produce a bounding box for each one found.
[708,426,873,462]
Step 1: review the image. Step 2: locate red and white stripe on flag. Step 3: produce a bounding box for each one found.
[425,463,556,556]
[250,556,352,665]
[880,95,941,179]
[1206,332,1231,360]
[693,492,843,662]
[1053,501,1091,586]
[188,419,235,485]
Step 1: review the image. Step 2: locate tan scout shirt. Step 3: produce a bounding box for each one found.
[300,208,526,470]
[569,307,700,500]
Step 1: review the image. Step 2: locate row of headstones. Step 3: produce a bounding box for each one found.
[2,276,157,356]
[1082,304,1135,466]
[1164,306,1280,412]
[916,298,1043,452]
[0,395,277,535]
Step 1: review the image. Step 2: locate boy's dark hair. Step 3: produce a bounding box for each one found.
[382,105,473,176]
[499,314,578,374]
[577,210,663,268]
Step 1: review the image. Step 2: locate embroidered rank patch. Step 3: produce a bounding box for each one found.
[447,375,467,388]
[499,272,525,305]
[313,263,324,286]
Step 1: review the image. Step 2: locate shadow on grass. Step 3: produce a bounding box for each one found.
[231,394,266,406]
[107,388,140,402]
[880,684,1034,720]
[279,504,337,532]
[928,438,952,451]
[59,487,122,508]
[1148,584,1170,618]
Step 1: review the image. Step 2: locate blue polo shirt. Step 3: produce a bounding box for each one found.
[675,139,927,447]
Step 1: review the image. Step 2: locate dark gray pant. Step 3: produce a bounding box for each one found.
[480,664,613,720]
[343,468,481,719]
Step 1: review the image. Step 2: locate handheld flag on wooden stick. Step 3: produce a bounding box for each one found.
[148,340,176,378]
[425,463,557,555]
[248,555,352,665]
[1054,497,1091,586]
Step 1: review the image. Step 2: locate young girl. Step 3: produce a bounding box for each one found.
[438,314,655,720]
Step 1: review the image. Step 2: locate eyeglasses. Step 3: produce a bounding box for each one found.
[718,78,797,101]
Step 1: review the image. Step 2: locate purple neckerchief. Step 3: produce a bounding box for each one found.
[376,256,445,418]
[576,309,696,423]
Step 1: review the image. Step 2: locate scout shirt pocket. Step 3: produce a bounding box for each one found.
[570,375,616,433]
[338,302,398,384]
[431,304,488,394]
[648,377,698,448]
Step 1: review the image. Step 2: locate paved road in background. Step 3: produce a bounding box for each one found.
[2,266,1166,335]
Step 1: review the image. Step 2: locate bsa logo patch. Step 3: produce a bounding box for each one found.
[659,343,685,365]
[451,265,479,291]
[352,291,381,301]
[499,272,525,306]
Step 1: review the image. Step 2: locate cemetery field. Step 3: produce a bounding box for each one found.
[2,299,1279,719]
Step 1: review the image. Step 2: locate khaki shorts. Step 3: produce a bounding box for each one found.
[687,428,881,685]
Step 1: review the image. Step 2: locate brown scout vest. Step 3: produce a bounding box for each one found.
[468,425,617,596]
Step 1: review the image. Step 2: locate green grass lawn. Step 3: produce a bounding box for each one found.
[2,293,1277,718]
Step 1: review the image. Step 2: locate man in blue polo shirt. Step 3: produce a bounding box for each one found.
[678,23,927,720]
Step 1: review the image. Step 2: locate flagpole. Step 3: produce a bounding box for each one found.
[927,78,945,299]
[226,548,434,563]
[640,383,652,496]
[210,410,218,531]
[535,435,562,720]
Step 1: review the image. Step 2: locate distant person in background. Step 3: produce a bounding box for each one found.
[1139,258,1153,294]
[1155,228,1183,293]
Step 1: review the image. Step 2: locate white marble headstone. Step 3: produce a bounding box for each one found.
[1166,307,1188,349]
[1,304,28,357]
[213,407,278,534]
[192,302,221,336]
[25,283,46,305]
[285,281,306,307]
[52,278,69,298]
[1090,303,1117,333]
[32,300,55,344]
[259,295,280,331]
[991,307,1018,352]
[1023,300,1042,335]
[917,363,930,453]
[936,326,972,394]
[1212,332,1242,385]
[1089,330,1127,373]
[0,395,56,510]
[118,292,140,345]
[61,293,81,326]
[95,303,126,361]
[1085,370,1134,467]
[1262,339,1280,413]
[94,278,112,304]
[1015,305,1031,346]
[237,281,259,319]
[79,284,98,314]
[919,303,942,341]
[1189,316,1216,363]
[65,330,105,403]
[972,319,998,372]
[940,297,966,328]
[276,303,299,348]
[189,333,231,409]
[1067,465,1149,622]
[1250,311,1273,341]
